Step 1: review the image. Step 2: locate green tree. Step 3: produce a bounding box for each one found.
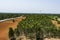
[15,28,20,37]
[8,27,16,40]
[12,19,15,22]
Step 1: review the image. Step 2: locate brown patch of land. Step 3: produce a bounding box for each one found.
[0,16,26,40]
[44,38,60,40]
[51,20,60,28]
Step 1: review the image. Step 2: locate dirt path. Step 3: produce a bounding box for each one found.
[0,16,26,40]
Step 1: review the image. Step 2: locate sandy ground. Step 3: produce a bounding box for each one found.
[0,16,26,40]
[51,20,60,28]
[44,38,60,40]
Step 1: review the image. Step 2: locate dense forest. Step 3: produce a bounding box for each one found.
[0,13,22,20]
[0,13,60,20]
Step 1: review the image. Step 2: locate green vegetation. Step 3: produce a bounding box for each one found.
[9,27,16,40]
[15,27,20,37]
[8,14,60,40]
[18,15,55,40]
[0,13,22,20]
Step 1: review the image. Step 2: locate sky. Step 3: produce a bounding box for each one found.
[0,0,60,13]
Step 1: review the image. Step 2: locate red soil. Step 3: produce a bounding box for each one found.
[0,16,26,40]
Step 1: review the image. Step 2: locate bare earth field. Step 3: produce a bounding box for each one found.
[0,16,26,40]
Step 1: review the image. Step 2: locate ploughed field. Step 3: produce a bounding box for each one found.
[0,16,26,40]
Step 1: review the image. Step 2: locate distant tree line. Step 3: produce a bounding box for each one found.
[0,13,23,20]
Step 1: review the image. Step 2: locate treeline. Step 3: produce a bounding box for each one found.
[0,13,23,20]
[0,13,60,20]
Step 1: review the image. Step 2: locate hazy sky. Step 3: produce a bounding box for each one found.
[0,0,60,13]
